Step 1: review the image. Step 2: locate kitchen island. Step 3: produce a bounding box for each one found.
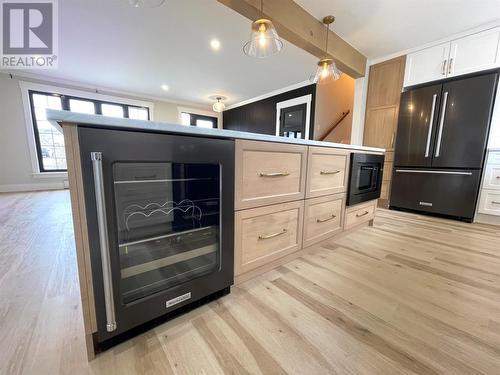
[47,109,384,359]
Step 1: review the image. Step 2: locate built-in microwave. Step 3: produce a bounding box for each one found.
[347,153,384,206]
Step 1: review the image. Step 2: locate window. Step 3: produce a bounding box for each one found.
[180,112,217,128]
[28,90,151,173]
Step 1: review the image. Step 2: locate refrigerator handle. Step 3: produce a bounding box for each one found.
[424,94,437,158]
[435,91,448,158]
[91,152,117,333]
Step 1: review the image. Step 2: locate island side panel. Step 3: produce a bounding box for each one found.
[62,122,97,360]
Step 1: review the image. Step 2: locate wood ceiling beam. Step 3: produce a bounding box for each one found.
[217,0,367,78]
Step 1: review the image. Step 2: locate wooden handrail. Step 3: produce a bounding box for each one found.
[319,110,350,141]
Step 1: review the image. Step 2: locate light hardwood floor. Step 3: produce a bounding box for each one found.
[1,191,500,374]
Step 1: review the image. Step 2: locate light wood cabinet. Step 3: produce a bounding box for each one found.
[234,200,304,276]
[306,147,349,198]
[344,200,376,230]
[363,106,398,149]
[303,194,344,248]
[364,57,405,208]
[234,140,381,281]
[235,140,307,210]
[404,27,500,87]
[364,56,406,151]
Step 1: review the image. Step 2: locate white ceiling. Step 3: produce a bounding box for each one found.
[295,0,500,59]
[15,0,500,107]
[24,0,316,107]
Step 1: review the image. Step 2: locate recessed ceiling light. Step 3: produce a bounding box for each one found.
[210,39,221,51]
[161,84,169,91]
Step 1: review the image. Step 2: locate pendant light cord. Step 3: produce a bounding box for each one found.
[260,0,263,18]
[325,22,329,55]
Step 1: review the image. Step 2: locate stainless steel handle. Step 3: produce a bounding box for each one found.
[395,169,472,176]
[91,152,117,333]
[435,91,448,157]
[258,228,287,240]
[320,170,340,175]
[419,201,433,207]
[441,59,447,75]
[259,172,290,177]
[492,201,500,205]
[496,176,500,179]
[425,94,437,157]
[447,58,454,75]
[316,214,336,223]
[356,211,369,218]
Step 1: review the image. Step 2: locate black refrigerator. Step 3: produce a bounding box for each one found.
[390,72,498,221]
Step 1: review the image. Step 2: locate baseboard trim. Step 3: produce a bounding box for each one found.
[0,182,68,193]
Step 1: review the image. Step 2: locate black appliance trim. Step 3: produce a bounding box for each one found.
[347,153,385,206]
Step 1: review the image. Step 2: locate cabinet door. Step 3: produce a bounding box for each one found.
[364,106,398,149]
[404,42,450,87]
[394,84,442,167]
[448,27,500,78]
[432,73,498,169]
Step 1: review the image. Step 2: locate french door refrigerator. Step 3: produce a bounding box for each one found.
[391,72,498,221]
[78,127,234,347]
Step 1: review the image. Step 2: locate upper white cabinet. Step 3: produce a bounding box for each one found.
[404,42,450,87]
[404,27,500,87]
[449,28,500,77]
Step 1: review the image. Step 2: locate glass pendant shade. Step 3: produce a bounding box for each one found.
[128,0,165,8]
[213,98,226,113]
[312,58,341,84]
[243,19,283,58]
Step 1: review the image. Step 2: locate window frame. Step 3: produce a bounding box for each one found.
[20,81,154,175]
[181,112,218,128]
[177,106,221,129]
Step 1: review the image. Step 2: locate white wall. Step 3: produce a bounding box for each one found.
[0,73,213,192]
[350,74,369,146]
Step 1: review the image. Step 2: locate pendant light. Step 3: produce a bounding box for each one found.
[243,0,283,58]
[212,96,226,113]
[311,16,341,84]
[127,0,165,8]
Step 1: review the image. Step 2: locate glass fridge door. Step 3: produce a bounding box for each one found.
[112,162,220,304]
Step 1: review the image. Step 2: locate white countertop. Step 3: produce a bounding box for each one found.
[46,109,385,153]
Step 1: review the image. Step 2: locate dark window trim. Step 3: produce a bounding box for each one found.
[29,90,151,172]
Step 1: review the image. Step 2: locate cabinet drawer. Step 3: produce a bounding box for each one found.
[306,147,349,198]
[483,165,500,190]
[488,151,500,165]
[303,194,344,248]
[235,140,307,210]
[390,169,481,219]
[235,201,304,276]
[478,190,500,216]
[344,201,376,230]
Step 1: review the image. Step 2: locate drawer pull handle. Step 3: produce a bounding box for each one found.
[259,172,290,177]
[317,214,336,223]
[492,201,500,205]
[259,229,287,240]
[320,170,340,175]
[496,176,500,179]
[356,211,369,218]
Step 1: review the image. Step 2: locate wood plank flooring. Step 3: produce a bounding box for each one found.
[1,191,499,374]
